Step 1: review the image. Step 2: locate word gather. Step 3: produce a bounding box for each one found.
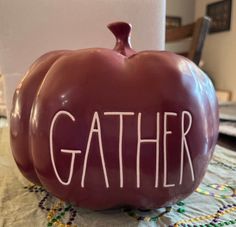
[49,111,195,188]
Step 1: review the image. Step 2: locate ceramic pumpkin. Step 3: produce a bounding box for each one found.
[10,22,219,210]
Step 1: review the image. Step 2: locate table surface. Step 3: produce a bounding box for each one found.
[1,126,236,227]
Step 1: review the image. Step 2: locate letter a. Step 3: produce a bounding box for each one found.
[81,112,109,188]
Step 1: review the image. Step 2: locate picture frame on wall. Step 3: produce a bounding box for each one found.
[166,16,182,30]
[206,0,232,33]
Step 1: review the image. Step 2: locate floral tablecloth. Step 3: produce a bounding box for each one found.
[1,126,236,227]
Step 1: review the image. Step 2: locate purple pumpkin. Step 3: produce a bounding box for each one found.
[10,22,218,210]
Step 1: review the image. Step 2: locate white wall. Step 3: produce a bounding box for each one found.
[0,0,165,75]
[195,0,236,100]
[166,0,195,52]
[167,0,195,25]
[0,0,166,115]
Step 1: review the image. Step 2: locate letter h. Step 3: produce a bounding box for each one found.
[136,113,160,188]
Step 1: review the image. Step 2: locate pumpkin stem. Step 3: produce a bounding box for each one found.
[107,22,136,57]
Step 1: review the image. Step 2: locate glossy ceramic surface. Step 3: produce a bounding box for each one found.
[10,22,219,210]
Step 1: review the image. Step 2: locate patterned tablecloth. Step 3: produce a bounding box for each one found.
[1,126,236,227]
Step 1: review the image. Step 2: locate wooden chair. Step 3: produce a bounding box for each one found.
[166,16,211,65]
[216,90,232,103]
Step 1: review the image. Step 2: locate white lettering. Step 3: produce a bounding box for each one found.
[179,111,194,184]
[81,112,109,188]
[163,112,177,188]
[50,111,81,185]
[104,112,135,188]
[136,113,160,188]
[49,110,195,188]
